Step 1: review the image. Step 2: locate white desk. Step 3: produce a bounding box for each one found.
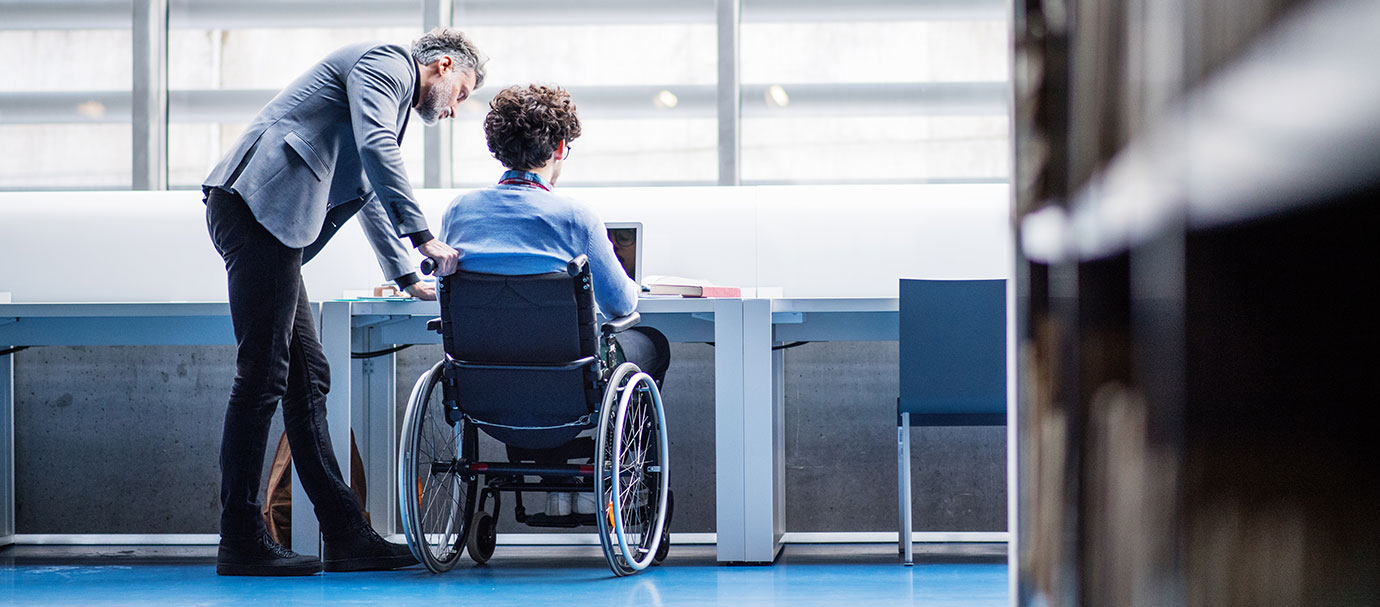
[0,297,902,564]
[0,301,348,555]
[0,302,237,547]
[729,298,900,563]
[0,298,764,559]
[320,296,899,565]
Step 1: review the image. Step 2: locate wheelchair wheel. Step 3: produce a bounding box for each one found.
[467,510,497,565]
[594,363,670,576]
[399,360,476,573]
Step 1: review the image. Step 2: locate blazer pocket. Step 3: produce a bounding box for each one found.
[284,131,328,181]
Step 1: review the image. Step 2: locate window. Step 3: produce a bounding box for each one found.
[167,1,424,188]
[0,20,134,189]
[0,0,1011,191]
[449,14,719,186]
[739,9,1010,184]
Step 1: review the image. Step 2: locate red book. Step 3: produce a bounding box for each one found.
[643,276,741,298]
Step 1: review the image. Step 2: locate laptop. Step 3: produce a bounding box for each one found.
[604,222,642,285]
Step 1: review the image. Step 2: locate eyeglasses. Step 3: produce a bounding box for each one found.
[561,142,574,160]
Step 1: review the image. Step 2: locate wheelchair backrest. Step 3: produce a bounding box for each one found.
[439,268,598,363]
[437,260,601,449]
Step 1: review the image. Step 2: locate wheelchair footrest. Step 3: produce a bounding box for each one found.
[524,513,597,528]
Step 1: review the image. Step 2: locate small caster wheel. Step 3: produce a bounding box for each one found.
[467,510,497,564]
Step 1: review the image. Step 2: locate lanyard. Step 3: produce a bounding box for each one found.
[497,172,551,191]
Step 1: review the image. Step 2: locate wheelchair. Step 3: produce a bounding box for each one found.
[397,255,671,576]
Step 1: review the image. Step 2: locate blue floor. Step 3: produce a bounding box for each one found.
[1,544,1008,607]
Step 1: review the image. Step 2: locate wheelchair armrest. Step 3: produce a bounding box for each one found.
[426,317,443,334]
[601,312,640,335]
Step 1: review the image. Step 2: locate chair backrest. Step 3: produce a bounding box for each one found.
[899,278,1007,426]
[438,262,601,449]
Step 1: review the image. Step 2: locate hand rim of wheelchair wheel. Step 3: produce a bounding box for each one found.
[594,363,637,574]
[594,363,669,575]
[611,372,669,572]
[398,360,474,573]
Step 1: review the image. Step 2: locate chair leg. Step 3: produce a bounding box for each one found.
[897,412,913,566]
[896,422,904,556]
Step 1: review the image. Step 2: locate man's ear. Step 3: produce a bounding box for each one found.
[437,55,453,74]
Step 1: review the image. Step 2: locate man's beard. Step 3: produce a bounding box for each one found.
[416,75,456,126]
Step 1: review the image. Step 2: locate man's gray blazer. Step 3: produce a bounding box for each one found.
[204,41,426,281]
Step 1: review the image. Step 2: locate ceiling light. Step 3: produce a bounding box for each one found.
[75,101,106,119]
[766,85,790,107]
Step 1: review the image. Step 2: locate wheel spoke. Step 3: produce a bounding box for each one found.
[420,473,453,539]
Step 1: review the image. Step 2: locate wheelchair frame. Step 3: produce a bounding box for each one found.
[397,256,671,576]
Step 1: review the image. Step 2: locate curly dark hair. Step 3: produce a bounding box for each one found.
[483,84,582,171]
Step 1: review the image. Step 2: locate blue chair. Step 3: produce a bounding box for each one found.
[897,278,1006,565]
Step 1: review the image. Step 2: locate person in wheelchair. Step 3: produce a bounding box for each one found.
[442,84,671,517]
[439,84,670,393]
[426,83,671,563]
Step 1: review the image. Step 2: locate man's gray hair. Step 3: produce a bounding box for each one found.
[412,27,487,88]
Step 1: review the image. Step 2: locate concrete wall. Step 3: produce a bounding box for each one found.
[12,341,1005,535]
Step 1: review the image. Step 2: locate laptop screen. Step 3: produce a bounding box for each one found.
[605,222,642,285]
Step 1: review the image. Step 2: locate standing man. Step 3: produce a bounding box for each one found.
[202,28,484,576]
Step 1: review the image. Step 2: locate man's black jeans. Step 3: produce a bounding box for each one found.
[206,188,367,542]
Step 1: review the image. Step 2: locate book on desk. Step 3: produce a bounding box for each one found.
[642,275,741,298]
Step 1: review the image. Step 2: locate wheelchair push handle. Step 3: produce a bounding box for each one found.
[421,258,436,276]
[566,255,589,277]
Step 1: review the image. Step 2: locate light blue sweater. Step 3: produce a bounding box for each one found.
[438,172,639,317]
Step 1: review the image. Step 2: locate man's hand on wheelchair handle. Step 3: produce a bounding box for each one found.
[418,238,459,275]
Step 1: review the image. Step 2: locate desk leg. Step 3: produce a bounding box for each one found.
[713,299,745,562]
[1,350,13,546]
[741,298,784,564]
[352,326,396,537]
[715,298,785,564]
[292,301,355,556]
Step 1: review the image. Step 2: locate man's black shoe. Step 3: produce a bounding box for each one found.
[322,527,418,572]
[217,534,323,576]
